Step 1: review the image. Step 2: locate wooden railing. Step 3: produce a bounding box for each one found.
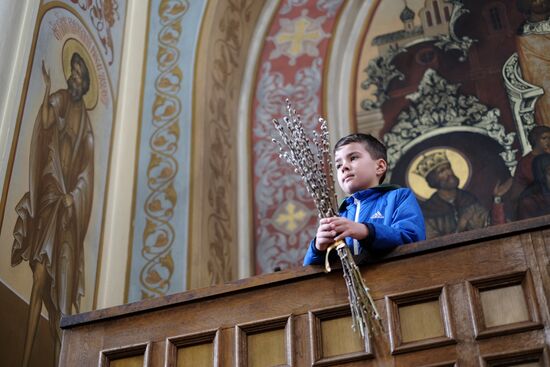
[60,216,550,366]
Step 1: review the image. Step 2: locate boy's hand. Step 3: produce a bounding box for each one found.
[315,218,338,251]
[314,217,369,251]
[331,217,369,242]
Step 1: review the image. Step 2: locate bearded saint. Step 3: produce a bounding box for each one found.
[416,152,489,239]
[11,52,94,367]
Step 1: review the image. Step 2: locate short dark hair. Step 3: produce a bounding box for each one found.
[334,133,387,183]
[71,52,90,95]
[528,125,550,148]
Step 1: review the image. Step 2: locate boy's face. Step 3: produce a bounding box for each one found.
[334,142,386,195]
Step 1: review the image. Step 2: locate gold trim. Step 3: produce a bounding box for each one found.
[126,0,187,300]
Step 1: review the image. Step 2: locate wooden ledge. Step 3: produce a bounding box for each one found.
[61,263,326,329]
[384,214,550,261]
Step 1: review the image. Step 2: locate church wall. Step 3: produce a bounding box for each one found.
[96,0,149,309]
[0,1,38,187]
[0,280,54,367]
[0,0,133,365]
[0,0,129,312]
[1,0,550,365]
[0,0,39,308]
[250,0,347,274]
[0,3,52,366]
[126,0,207,302]
[188,0,270,290]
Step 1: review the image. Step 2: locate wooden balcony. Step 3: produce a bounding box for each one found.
[60,216,550,366]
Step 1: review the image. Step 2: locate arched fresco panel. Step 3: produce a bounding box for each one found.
[354,0,550,239]
[252,0,346,274]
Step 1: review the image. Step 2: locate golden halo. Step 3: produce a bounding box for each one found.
[62,38,98,110]
[406,147,472,201]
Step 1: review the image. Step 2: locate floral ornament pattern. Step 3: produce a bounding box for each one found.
[253,0,344,274]
[384,68,517,178]
[69,0,120,65]
[205,0,256,285]
[267,9,330,65]
[138,0,188,299]
[280,0,308,15]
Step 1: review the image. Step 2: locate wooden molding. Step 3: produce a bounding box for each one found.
[480,347,548,366]
[385,285,456,354]
[164,329,220,367]
[466,270,543,339]
[308,304,373,366]
[99,342,152,367]
[235,314,293,367]
[418,362,457,367]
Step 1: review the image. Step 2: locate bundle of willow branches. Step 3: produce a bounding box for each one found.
[271,99,383,339]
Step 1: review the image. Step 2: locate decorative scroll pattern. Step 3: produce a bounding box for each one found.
[253,1,344,274]
[139,0,187,299]
[384,68,517,177]
[433,0,476,62]
[502,53,544,156]
[69,0,120,65]
[206,0,256,284]
[360,45,406,111]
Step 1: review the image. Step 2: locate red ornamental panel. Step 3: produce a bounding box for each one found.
[252,0,345,274]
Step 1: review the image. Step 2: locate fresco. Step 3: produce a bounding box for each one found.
[249,0,550,274]
[355,0,550,239]
[0,1,126,365]
[127,0,208,301]
[252,0,346,274]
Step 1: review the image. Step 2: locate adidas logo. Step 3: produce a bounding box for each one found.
[370,211,384,219]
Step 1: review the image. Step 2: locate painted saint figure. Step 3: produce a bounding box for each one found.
[494,125,550,221]
[11,51,94,366]
[415,151,489,239]
[517,153,550,219]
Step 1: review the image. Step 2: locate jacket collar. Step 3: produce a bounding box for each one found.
[338,184,400,211]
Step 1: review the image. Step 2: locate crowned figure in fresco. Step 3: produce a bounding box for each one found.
[11,38,95,366]
[415,150,489,239]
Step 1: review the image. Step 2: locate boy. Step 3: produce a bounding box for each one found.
[303,133,426,265]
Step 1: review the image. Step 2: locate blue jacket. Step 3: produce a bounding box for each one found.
[303,185,425,265]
